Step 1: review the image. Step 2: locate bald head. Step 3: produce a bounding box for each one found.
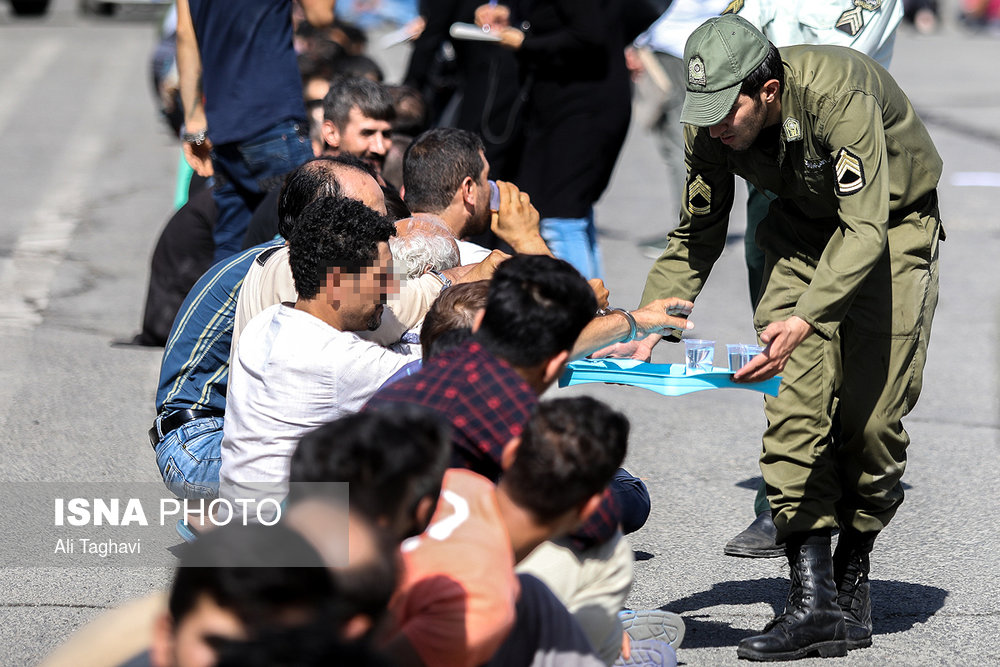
[277,157,388,238]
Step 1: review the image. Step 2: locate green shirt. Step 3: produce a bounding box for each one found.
[641,44,942,339]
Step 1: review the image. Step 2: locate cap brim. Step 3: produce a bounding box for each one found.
[679,84,741,127]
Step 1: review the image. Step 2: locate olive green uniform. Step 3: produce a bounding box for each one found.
[641,45,943,541]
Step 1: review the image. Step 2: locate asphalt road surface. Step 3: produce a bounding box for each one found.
[1,1,998,664]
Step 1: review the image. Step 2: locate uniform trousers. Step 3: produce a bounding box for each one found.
[754,195,941,541]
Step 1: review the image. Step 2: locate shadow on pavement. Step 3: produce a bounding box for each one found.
[658,577,947,649]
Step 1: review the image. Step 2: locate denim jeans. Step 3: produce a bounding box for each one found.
[539,208,604,280]
[154,416,224,500]
[210,119,312,262]
[610,468,651,535]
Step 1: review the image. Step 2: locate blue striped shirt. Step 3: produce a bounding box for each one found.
[155,240,283,414]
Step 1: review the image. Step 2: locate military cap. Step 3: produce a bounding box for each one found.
[680,14,770,127]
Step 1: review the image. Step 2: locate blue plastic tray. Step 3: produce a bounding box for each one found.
[558,358,781,397]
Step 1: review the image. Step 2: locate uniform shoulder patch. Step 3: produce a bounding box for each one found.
[783,117,802,142]
[722,0,744,15]
[834,148,865,196]
[687,175,712,216]
[688,56,707,87]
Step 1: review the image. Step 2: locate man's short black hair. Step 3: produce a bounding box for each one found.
[503,397,629,523]
[476,254,597,368]
[402,128,485,213]
[287,196,395,300]
[323,76,395,129]
[289,408,451,530]
[740,42,784,98]
[276,156,379,239]
[169,523,335,629]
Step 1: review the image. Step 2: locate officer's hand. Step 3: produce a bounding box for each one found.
[734,316,813,383]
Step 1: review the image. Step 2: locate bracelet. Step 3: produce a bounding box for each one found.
[609,307,638,344]
[182,128,208,145]
[428,270,452,291]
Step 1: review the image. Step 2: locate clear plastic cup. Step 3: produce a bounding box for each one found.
[742,344,764,368]
[684,339,715,374]
[727,344,746,372]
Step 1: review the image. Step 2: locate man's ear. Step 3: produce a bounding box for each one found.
[321,119,341,150]
[500,436,521,472]
[460,175,476,207]
[762,78,780,104]
[542,350,570,385]
[471,308,486,334]
[149,612,175,667]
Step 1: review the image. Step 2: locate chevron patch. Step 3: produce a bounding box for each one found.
[836,6,864,36]
[834,148,865,195]
[722,0,744,15]
[687,175,712,215]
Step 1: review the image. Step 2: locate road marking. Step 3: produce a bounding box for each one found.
[0,37,137,329]
[0,37,62,137]
[951,172,1000,187]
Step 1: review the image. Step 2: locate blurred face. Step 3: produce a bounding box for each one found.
[334,242,397,332]
[326,106,393,173]
[708,93,768,151]
[153,595,245,667]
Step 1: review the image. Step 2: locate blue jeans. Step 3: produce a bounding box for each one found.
[154,416,224,499]
[611,468,651,535]
[539,209,604,280]
[210,119,312,262]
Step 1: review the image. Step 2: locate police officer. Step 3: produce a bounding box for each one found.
[636,14,943,661]
[723,0,905,559]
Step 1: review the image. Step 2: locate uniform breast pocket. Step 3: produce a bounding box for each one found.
[802,154,834,197]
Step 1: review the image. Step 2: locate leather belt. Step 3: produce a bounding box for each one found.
[148,409,222,448]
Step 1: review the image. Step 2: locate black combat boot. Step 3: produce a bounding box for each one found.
[833,530,878,650]
[737,534,848,661]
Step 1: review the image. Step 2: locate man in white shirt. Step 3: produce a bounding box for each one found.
[220,196,421,503]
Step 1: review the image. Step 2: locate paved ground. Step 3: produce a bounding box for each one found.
[1,1,998,664]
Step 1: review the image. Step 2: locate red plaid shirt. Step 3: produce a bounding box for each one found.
[366,341,620,548]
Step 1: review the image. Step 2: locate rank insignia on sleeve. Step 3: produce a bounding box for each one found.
[722,0,744,14]
[783,117,802,142]
[687,175,712,215]
[834,148,865,195]
[836,7,864,36]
